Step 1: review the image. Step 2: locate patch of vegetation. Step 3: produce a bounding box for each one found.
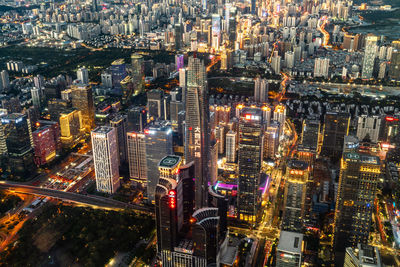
[0,204,155,266]
[0,191,22,217]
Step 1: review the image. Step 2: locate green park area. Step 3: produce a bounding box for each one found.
[0,46,174,82]
[0,204,155,266]
[0,191,22,217]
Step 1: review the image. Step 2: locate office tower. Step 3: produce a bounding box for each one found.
[110,114,128,164]
[175,54,184,71]
[185,57,210,209]
[91,126,120,194]
[110,59,127,88]
[215,125,224,154]
[356,115,381,143]
[130,53,145,95]
[179,68,186,89]
[43,84,62,100]
[1,114,35,177]
[59,109,84,148]
[0,70,9,90]
[314,58,330,78]
[177,162,195,228]
[127,131,147,184]
[344,244,382,267]
[77,67,89,84]
[237,108,263,223]
[208,186,228,240]
[192,208,221,265]
[264,121,280,160]
[334,152,381,251]
[301,118,320,151]
[71,84,95,132]
[146,121,173,203]
[30,87,41,108]
[282,160,310,232]
[320,112,350,159]
[271,51,281,74]
[254,77,268,103]
[273,104,286,135]
[159,155,182,181]
[225,130,236,163]
[361,36,379,79]
[127,106,147,132]
[170,101,184,129]
[174,24,182,50]
[32,126,56,166]
[48,98,71,122]
[276,231,303,267]
[155,176,179,260]
[379,115,400,143]
[147,89,164,120]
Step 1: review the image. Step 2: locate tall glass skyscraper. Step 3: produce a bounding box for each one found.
[184,56,210,209]
[237,107,263,223]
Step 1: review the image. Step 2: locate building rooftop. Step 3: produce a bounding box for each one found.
[343,152,380,165]
[288,160,309,170]
[277,231,303,255]
[92,126,114,135]
[158,155,181,169]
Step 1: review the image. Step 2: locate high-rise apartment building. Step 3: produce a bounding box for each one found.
[334,152,381,251]
[320,112,350,159]
[30,87,41,108]
[91,126,120,194]
[254,77,268,103]
[264,121,280,159]
[71,84,95,132]
[77,67,89,84]
[237,107,263,223]
[314,58,330,78]
[361,35,379,79]
[185,57,210,209]
[225,130,236,163]
[273,104,286,136]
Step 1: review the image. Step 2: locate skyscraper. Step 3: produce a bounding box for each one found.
[59,109,84,148]
[130,53,145,95]
[30,87,41,108]
[147,89,165,121]
[314,58,330,78]
[276,231,304,267]
[145,121,173,203]
[301,118,320,151]
[344,244,382,267]
[127,131,147,184]
[361,35,378,79]
[77,67,89,84]
[237,107,263,223]
[110,114,128,164]
[334,152,381,251]
[320,112,350,159]
[91,126,120,194]
[264,121,280,159]
[1,114,35,177]
[225,130,236,163]
[71,84,95,132]
[254,77,268,103]
[127,106,147,132]
[185,56,210,209]
[32,125,57,166]
[282,160,310,232]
